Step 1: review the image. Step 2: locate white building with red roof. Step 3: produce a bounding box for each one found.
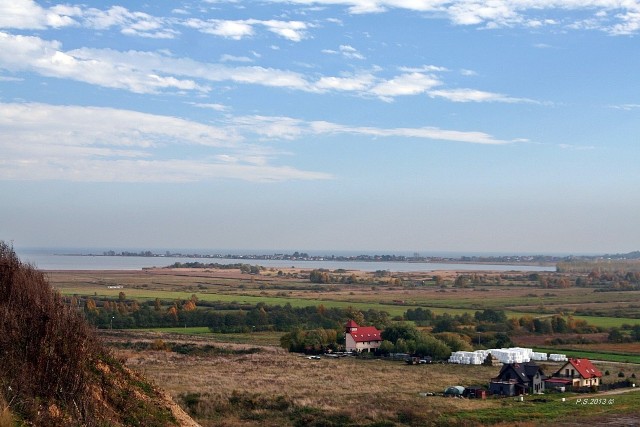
[553,358,603,388]
[345,320,383,352]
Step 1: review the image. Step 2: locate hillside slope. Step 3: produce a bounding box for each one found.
[0,242,197,426]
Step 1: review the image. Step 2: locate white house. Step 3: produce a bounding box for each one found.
[553,358,603,388]
[345,320,383,352]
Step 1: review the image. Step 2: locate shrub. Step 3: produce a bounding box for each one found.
[0,242,102,422]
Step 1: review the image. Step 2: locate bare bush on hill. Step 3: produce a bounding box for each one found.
[0,241,183,426]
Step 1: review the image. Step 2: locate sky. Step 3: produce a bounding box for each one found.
[1,0,639,255]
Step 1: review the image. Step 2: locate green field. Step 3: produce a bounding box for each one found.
[59,284,640,330]
[57,285,472,318]
[438,389,640,425]
[533,347,640,364]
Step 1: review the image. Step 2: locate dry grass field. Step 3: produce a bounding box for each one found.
[106,330,640,427]
[108,330,512,426]
[37,265,640,425]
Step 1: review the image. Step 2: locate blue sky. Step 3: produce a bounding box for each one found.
[1,0,639,254]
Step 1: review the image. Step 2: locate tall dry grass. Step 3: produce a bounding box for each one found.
[0,394,12,427]
[124,339,498,426]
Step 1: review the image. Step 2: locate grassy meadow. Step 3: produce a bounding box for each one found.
[46,265,640,425]
[106,329,640,427]
[48,268,640,328]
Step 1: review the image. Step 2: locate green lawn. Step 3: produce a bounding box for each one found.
[437,390,640,425]
[58,285,640,329]
[533,347,640,364]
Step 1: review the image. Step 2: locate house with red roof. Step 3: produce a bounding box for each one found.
[345,320,383,352]
[552,358,603,388]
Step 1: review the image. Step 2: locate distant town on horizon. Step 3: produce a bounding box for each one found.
[56,248,640,264]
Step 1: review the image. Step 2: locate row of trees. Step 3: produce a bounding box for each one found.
[78,294,392,333]
[167,262,264,274]
[405,307,601,335]
[608,325,640,343]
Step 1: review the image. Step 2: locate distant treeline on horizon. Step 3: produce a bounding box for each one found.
[82,249,640,264]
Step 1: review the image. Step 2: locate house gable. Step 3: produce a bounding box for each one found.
[556,358,602,379]
[491,362,545,395]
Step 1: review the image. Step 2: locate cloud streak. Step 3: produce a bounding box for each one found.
[3,1,639,45]
[281,0,640,35]
[0,102,520,183]
[0,31,532,103]
[0,103,329,183]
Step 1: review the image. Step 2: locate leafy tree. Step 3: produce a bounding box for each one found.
[608,328,625,343]
[405,307,433,322]
[414,334,451,360]
[344,306,365,326]
[432,314,458,333]
[378,340,394,355]
[309,269,330,283]
[475,309,507,324]
[381,323,419,343]
[434,332,472,352]
[533,318,552,334]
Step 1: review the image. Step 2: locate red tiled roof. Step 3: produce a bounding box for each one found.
[348,326,382,343]
[345,319,359,328]
[567,358,602,379]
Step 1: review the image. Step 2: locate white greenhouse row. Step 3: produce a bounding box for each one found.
[448,347,567,365]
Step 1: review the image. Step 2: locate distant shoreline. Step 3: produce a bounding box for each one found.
[58,251,557,267]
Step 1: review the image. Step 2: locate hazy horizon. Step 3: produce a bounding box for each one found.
[2,1,639,254]
[13,245,613,258]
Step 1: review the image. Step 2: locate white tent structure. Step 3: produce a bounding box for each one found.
[448,347,566,365]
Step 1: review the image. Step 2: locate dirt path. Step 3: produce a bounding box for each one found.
[158,390,201,427]
[560,385,640,402]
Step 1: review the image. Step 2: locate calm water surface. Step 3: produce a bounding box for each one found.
[17,252,555,272]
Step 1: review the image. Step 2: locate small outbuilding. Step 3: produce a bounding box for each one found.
[444,386,465,397]
[463,387,487,399]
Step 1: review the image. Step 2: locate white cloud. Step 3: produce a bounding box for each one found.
[229,114,516,145]
[0,103,330,183]
[281,0,640,35]
[186,102,231,111]
[0,32,208,94]
[428,88,536,103]
[0,32,534,103]
[3,0,640,38]
[339,44,366,59]
[0,74,22,81]
[183,18,308,41]
[220,54,254,62]
[399,65,449,73]
[0,99,531,183]
[185,18,254,39]
[0,0,78,29]
[371,72,442,99]
[315,73,376,91]
[608,103,640,110]
[260,19,309,41]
